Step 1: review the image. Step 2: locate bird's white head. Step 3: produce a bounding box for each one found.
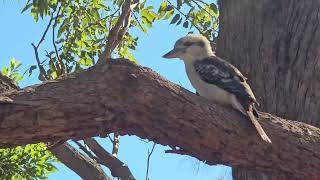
[163,34,214,63]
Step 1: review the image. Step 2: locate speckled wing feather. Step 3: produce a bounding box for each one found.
[193,56,271,143]
[193,56,257,108]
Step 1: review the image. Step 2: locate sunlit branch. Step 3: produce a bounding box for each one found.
[102,0,139,62]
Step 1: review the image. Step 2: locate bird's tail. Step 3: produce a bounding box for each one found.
[247,106,272,143]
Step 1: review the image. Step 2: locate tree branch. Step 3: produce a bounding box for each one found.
[111,133,120,157]
[0,59,319,178]
[51,143,111,180]
[31,9,57,81]
[84,138,136,180]
[145,143,156,180]
[102,0,139,62]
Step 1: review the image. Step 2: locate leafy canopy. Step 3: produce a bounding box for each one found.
[0,144,58,180]
[22,0,218,81]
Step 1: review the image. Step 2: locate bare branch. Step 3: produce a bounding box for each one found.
[112,132,120,157]
[31,43,49,80]
[145,143,156,180]
[102,0,139,62]
[52,3,65,74]
[35,12,55,49]
[50,142,111,180]
[31,9,57,81]
[84,138,136,180]
[107,134,114,143]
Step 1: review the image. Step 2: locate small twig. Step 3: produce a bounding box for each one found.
[52,3,65,74]
[112,132,120,157]
[107,134,114,143]
[36,11,55,49]
[138,138,150,143]
[31,43,49,80]
[132,12,145,33]
[31,9,57,80]
[145,143,156,180]
[109,5,122,17]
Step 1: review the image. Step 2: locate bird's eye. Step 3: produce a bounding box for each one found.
[197,41,205,47]
[184,41,194,46]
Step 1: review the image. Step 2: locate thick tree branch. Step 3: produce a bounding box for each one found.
[0,60,319,178]
[51,143,111,180]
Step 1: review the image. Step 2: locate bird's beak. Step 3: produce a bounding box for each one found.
[162,48,182,59]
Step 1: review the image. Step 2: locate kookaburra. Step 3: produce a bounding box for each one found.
[163,34,271,143]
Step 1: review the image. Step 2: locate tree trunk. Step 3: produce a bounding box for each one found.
[217,0,320,179]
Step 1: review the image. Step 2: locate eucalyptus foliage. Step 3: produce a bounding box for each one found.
[22,0,218,80]
[1,58,24,85]
[0,144,57,180]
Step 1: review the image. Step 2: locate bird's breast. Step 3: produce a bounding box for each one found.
[186,65,232,105]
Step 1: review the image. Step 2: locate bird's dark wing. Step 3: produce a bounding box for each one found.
[193,56,256,107]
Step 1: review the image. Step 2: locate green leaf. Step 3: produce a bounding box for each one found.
[29,65,37,77]
[21,3,33,13]
[164,9,174,20]
[15,62,22,69]
[210,3,218,14]
[51,71,57,79]
[165,5,174,11]
[2,66,9,76]
[177,17,183,25]
[10,58,15,71]
[177,0,183,9]
[183,20,189,28]
[158,0,167,13]
[170,14,180,24]
[0,143,58,179]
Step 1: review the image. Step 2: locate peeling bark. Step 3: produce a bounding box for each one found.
[0,60,319,179]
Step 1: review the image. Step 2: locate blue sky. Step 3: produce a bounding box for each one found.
[0,1,232,180]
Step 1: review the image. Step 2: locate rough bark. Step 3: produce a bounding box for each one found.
[0,60,319,179]
[217,0,320,179]
[51,143,110,180]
